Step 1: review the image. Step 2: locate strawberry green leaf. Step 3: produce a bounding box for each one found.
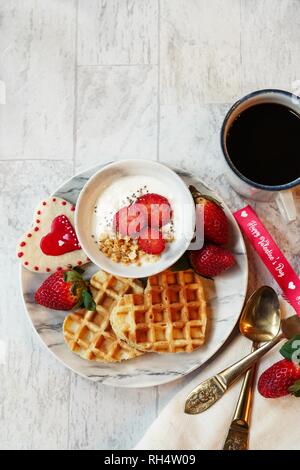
[64,270,83,283]
[171,252,191,272]
[288,379,300,397]
[82,290,96,311]
[280,335,300,363]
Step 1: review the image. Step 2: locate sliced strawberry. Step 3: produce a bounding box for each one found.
[136,193,172,227]
[188,243,236,277]
[34,269,95,311]
[114,204,147,238]
[138,227,165,255]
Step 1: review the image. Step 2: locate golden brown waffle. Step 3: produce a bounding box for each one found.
[111,269,207,353]
[63,270,144,363]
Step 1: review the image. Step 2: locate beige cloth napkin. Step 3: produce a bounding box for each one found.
[135,299,299,450]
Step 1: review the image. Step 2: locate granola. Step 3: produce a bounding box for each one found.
[98,234,161,265]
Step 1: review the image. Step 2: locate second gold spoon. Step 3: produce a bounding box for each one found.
[223,286,275,450]
[184,286,300,415]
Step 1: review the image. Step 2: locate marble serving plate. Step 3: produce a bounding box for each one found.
[20,164,248,388]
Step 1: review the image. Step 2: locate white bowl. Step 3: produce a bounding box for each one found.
[75,159,195,278]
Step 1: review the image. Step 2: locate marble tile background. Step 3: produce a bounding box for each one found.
[1,0,300,449]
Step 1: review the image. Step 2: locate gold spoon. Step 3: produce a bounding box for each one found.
[185,286,300,415]
[223,286,277,450]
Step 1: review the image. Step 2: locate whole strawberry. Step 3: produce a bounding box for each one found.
[188,243,236,277]
[35,268,95,311]
[258,359,300,398]
[190,185,229,245]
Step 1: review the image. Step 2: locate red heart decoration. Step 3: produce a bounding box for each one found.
[40,215,81,256]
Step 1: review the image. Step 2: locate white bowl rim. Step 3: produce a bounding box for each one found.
[74,159,196,278]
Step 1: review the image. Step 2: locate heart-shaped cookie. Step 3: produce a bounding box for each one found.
[17,197,89,273]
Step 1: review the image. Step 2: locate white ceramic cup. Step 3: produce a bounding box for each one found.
[221,89,300,223]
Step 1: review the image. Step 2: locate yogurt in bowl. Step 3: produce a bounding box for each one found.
[75,160,195,278]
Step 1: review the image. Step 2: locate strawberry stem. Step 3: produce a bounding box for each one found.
[73,266,85,274]
[288,379,300,397]
[189,185,222,207]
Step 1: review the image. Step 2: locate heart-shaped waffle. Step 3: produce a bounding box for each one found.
[111,269,207,353]
[63,270,144,363]
[17,196,89,273]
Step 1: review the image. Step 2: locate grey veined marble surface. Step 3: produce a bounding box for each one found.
[21,166,248,387]
[1,0,300,450]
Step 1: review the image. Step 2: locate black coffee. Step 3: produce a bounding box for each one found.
[226,103,300,186]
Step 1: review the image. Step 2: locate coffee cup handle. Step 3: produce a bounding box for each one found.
[275,191,297,223]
